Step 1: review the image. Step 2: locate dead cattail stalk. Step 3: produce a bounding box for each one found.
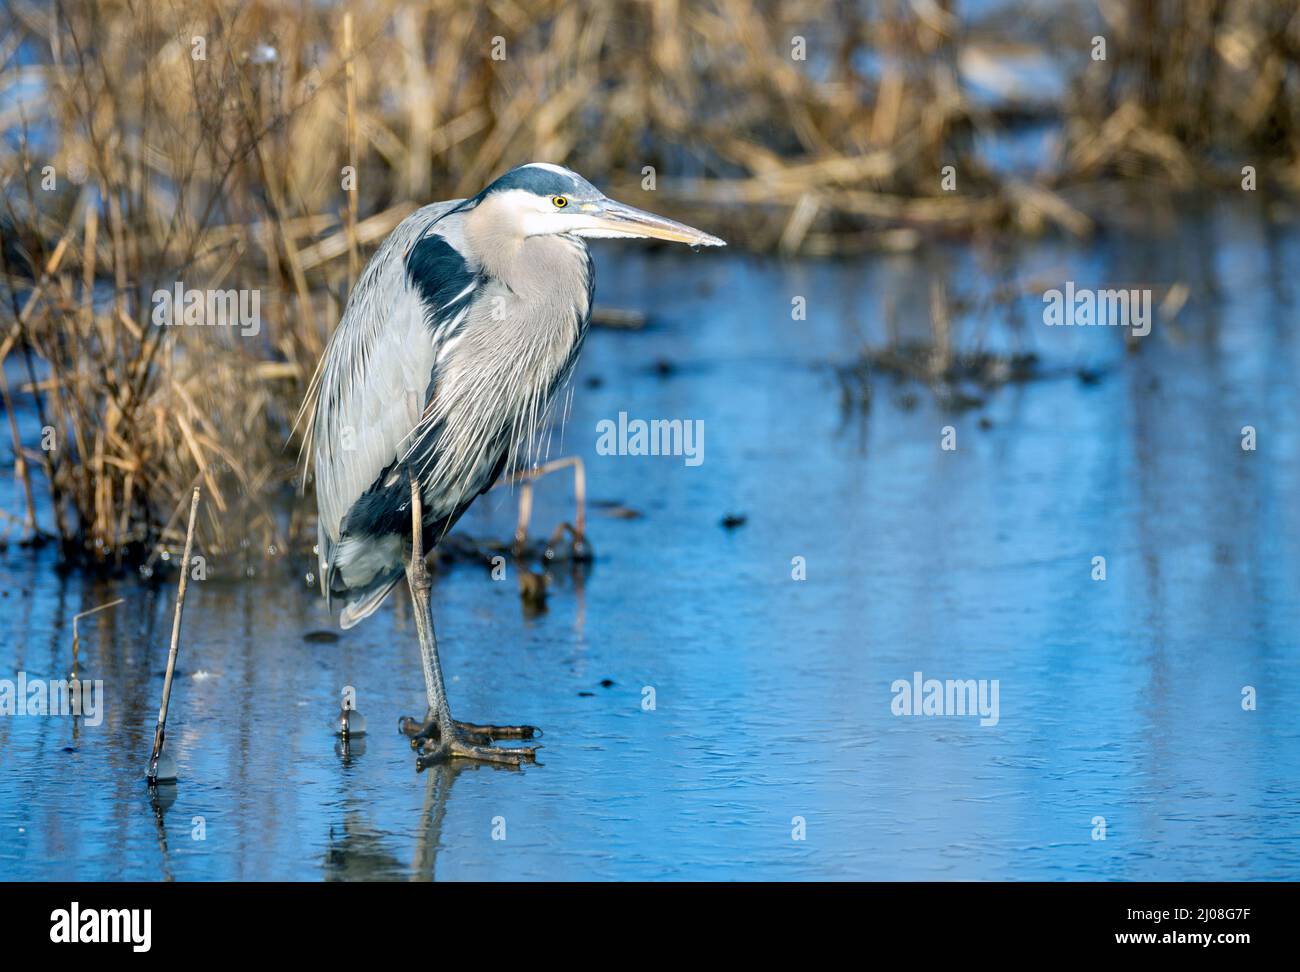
[930,281,952,378]
[146,485,201,785]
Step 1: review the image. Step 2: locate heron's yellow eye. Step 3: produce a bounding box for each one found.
[552,195,568,209]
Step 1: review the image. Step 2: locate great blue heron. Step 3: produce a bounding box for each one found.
[301,163,724,765]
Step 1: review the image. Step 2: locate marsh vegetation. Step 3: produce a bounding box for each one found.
[1,0,1297,565]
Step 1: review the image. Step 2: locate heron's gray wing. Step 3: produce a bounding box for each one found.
[308,199,478,595]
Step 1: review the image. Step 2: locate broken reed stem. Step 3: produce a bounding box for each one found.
[0,367,36,537]
[501,456,588,549]
[146,485,201,784]
[70,597,125,681]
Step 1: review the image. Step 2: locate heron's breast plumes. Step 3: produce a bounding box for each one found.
[408,235,593,512]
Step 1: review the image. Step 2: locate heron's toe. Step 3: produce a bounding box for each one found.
[416,735,539,768]
[454,719,540,740]
[398,713,441,747]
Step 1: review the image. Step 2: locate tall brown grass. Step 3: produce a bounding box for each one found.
[1,0,1297,566]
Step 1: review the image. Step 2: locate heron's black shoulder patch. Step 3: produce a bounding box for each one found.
[406,232,475,312]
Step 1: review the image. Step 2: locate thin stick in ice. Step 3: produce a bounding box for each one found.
[146,486,201,785]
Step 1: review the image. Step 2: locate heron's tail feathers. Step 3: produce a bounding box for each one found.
[338,571,403,630]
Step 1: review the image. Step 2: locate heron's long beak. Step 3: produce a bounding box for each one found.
[582,198,726,247]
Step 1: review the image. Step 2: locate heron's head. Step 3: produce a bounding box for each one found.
[469,162,726,248]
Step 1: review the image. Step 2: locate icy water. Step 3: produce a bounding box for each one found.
[2,197,1299,880]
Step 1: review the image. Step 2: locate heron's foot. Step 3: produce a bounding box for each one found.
[417,730,539,768]
[400,711,540,766]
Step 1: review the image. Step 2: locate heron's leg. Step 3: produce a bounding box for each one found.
[406,545,452,733]
[402,476,539,767]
